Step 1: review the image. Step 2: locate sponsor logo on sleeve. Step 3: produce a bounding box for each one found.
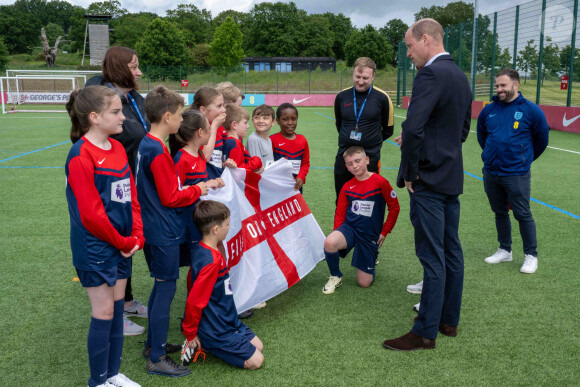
[209,150,223,168]
[390,190,397,198]
[111,178,131,203]
[224,277,233,295]
[290,160,301,175]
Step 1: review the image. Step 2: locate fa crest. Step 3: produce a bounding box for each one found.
[514,111,523,120]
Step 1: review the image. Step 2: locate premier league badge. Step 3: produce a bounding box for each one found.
[514,111,523,120]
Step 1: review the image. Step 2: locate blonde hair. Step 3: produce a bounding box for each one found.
[224,104,250,131]
[216,81,242,104]
[354,57,376,73]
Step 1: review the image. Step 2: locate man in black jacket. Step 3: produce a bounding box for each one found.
[383,18,472,351]
[333,57,394,201]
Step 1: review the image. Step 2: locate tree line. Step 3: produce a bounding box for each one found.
[1,0,576,82]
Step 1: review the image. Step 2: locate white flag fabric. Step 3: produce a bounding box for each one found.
[202,159,325,312]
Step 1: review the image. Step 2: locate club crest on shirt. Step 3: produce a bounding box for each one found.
[111,178,131,203]
[351,200,374,217]
[514,111,523,120]
[224,277,233,295]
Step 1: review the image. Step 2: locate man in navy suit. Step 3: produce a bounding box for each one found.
[383,18,472,351]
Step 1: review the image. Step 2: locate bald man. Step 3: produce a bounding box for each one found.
[382,18,472,351]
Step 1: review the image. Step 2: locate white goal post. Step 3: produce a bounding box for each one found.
[1,76,79,114]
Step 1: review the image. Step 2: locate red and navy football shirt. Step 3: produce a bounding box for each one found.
[135,134,201,246]
[183,242,246,348]
[270,132,310,181]
[334,173,400,239]
[222,135,263,171]
[65,137,144,270]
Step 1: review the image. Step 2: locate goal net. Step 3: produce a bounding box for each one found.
[1,74,89,114]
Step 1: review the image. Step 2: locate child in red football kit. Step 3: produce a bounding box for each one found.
[181,200,264,370]
[270,103,310,191]
[65,86,144,387]
[322,146,400,295]
[222,104,263,173]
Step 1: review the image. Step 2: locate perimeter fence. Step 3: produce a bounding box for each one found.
[397,0,580,107]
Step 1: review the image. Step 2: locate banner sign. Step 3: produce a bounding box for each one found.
[202,160,325,312]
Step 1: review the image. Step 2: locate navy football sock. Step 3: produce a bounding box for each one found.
[107,299,124,378]
[149,280,176,363]
[145,281,157,348]
[325,250,342,277]
[87,317,112,387]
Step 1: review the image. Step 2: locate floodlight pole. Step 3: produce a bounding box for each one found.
[471,0,478,100]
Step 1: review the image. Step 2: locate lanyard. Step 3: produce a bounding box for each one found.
[127,93,148,133]
[107,83,148,133]
[353,85,372,131]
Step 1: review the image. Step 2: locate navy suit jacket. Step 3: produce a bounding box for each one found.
[397,54,472,196]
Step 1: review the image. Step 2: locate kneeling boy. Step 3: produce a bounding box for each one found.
[323,146,400,294]
[181,200,264,369]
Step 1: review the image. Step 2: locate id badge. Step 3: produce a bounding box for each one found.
[350,131,362,141]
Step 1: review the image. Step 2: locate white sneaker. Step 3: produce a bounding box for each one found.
[322,276,342,295]
[107,373,141,387]
[484,248,512,264]
[254,302,267,309]
[520,255,538,274]
[92,382,115,387]
[124,299,148,318]
[123,314,145,336]
[413,303,420,312]
[406,280,423,294]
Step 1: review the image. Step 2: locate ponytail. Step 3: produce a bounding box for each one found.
[67,86,117,143]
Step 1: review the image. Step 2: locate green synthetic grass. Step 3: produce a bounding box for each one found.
[0,107,579,386]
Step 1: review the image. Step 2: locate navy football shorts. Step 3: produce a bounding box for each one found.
[76,256,130,287]
[205,324,257,368]
[336,223,379,275]
[144,244,180,280]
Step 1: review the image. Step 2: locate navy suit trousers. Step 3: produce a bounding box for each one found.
[409,183,464,339]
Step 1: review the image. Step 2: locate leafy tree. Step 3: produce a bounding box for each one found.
[320,12,354,60]
[167,4,213,47]
[297,15,334,57]
[542,40,561,80]
[44,22,64,47]
[414,1,474,28]
[87,0,127,19]
[212,10,248,30]
[344,25,391,69]
[518,39,538,84]
[494,47,512,73]
[67,6,87,53]
[559,44,580,80]
[379,18,408,65]
[0,5,40,54]
[44,1,77,32]
[113,12,157,48]
[135,18,191,80]
[192,43,210,67]
[0,37,9,72]
[209,17,245,74]
[243,2,307,56]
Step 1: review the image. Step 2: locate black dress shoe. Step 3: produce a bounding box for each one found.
[438,323,458,337]
[382,331,436,351]
[238,309,254,319]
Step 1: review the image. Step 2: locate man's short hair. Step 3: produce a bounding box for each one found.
[252,104,275,120]
[497,68,520,83]
[224,104,250,131]
[216,81,242,105]
[343,146,366,159]
[194,200,230,236]
[410,18,444,43]
[145,85,184,124]
[354,57,376,73]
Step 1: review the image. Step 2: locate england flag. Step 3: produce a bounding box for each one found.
[203,160,325,312]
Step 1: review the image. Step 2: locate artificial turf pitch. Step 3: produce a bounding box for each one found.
[0,107,578,386]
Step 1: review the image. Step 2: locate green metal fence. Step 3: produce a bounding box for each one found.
[397,0,580,107]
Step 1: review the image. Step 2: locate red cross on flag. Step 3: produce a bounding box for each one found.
[202,160,325,312]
